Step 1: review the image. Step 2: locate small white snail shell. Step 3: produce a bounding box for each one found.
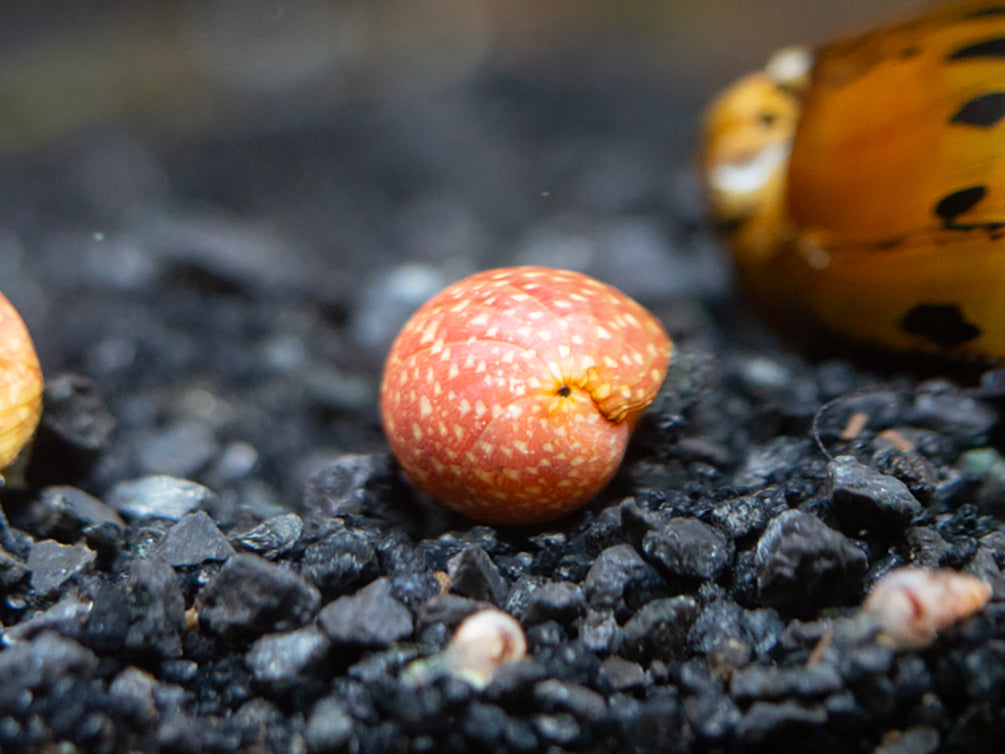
[446,609,527,689]
[862,567,992,649]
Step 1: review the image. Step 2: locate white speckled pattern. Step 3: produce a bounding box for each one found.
[380,266,672,525]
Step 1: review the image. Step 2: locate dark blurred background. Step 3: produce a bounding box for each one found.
[1,0,927,377]
[0,1,924,154]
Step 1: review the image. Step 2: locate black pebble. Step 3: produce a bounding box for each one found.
[447,545,509,606]
[27,374,115,486]
[828,456,923,535]
[642,516,734,582]
[246,625,331,689]
[754,510,868,616]
[155,510,234,566]
[196,553,321,642]
[317,577,414,647]
[26,539,96,597]
[302,522,381,599]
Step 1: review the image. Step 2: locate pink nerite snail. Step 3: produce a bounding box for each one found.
[0,291,43,479]
[379,266,672,525]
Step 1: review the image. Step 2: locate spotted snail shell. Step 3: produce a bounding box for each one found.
[379,266,672,525]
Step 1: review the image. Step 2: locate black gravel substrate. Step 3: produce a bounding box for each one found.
[3,19,1005,754]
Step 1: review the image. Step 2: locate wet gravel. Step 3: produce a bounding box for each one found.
[3,44,1005,754]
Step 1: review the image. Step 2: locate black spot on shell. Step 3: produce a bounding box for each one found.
[934,186,987,225]
[950,92,1005,127]
[963,7,1005,20]
[899,304,982,348]
[758,110,779,128]
[948,37,1005,60]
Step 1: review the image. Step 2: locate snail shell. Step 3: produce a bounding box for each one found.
[0,292,43,473]
[447,608,527,688]
[380,266,672,525]
[862,566,993,649]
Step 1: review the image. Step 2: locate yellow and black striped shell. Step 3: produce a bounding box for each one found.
[700,0,1005,358]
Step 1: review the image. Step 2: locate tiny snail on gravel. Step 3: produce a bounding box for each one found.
[379,266,672,525]
[401,608,527,689]
[0,291,43,482]
[862,567,992,649]
[446,609,526,689]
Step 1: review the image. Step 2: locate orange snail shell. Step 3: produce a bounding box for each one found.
[379,266,672,525]
[699,2,1005,357]
[0,291,43,473]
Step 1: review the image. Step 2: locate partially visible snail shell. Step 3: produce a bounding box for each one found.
[0,292,43,474]
[862,566,992,649]
[698,1,1005,358]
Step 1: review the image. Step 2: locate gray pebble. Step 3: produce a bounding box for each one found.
[197,554,321,641]
[755,510,868,615]
[125,556,187,659]
[247,625,331,687]
[232,513,303,558]
[582,543,662,610]
[305,696,355,754]
[904,526,953,569]
[642,517,733,581]
[872,447,938,504]
[27,539,96,596]
[734,699,828,744]
[155,510,234,566]
[828,456,922,534]
[706,494,777,541]
[0,632,98,709]
[687,597,784,658]
[447,546,508,606]
[964,448,1005,516]
[108,475,216,521]
[621,595,699,661]
[301,523,380,598]
[32,373,115,483]
[2,595,93,645]
[910,386,997,445]
[108,666,159,722]
[533,712,580,746]
[317,577,413,647]
[521,581,585,626]
[734,437,815,492]
[599,655,646,692]
[579,609,622,653]
[302,454,396,518]
[33,486,125,540]
[533,678,607,719]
